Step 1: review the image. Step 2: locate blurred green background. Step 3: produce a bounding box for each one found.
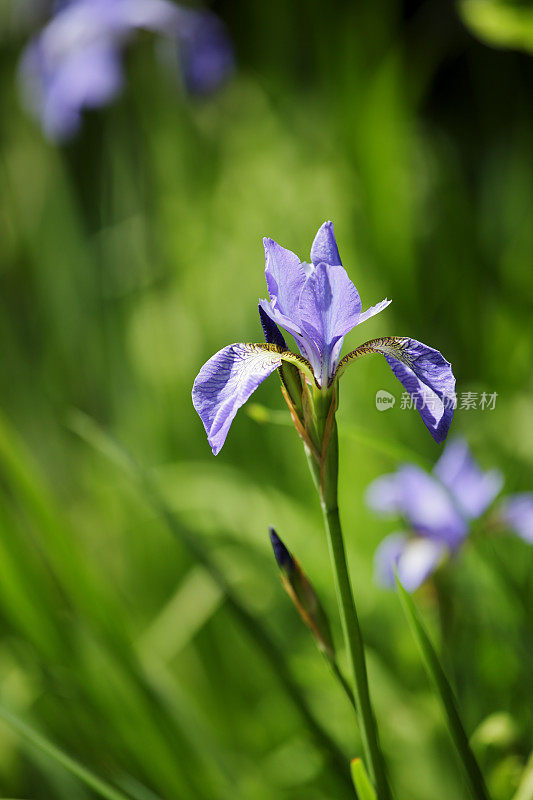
[0,1,532,798]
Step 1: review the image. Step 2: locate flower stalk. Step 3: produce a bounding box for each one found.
[192,221,457,797]
[308,388,392,800]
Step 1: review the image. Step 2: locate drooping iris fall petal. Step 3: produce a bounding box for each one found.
[192,344,282,455]
[337,337,455,442]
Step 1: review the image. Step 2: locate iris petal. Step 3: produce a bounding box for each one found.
[397,538,447,591]
[358,298,392,325]
[374,534,447,591]
[263,237,307,322]
[374,533,408,587]
[192,343,281,455]
[433,438,503,518]
[499,493,533,544]
[367,465,467,547]
[383,340,455,443]
[334,337,455,442]
[394,466,467,546]
[298,263,362,384]
[310,220,342,267]
[258,298,322,376]
[365,473,405,515]
[258,304,287,348]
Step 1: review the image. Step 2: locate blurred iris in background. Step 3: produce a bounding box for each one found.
[367,438,533,591]
[18,0,234,140]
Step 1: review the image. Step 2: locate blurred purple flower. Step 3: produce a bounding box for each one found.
[177,9,234,96]
[374,533,447,592]
[19,0,234,140]
[368,437,531,591]
[192,221,456,455]
[498,494,533,544]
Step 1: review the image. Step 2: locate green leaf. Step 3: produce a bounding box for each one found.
[350,758,377,800]
[512,752,533,800]
[460,0,533,53]
[0,705,132,800]
[396,576,491,800]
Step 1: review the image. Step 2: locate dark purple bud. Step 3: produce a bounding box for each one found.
[269,527,295,573]
[269,527,335,659]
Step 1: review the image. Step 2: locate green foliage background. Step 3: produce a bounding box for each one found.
[0,1,532,798]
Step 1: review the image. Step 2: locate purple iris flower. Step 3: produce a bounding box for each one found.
[192,221,456,455]
[19,0,234,141]
[368,437,532,591]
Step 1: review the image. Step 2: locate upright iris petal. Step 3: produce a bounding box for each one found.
[263,238,307,320]
[260,221,391,385]
[310,220,342,267]
[297,263,362,385]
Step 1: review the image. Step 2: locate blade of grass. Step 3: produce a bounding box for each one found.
[511,752,533,800]
[351,758,377,800]
[0,705,133,800]
[0,409,219,798]
[396,576,491,800]
[67,410,352,793]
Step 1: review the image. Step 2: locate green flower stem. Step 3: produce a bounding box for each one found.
[307,388,392,800]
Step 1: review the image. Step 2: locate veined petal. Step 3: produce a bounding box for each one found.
[384,339,455,443]
[335,337,455,442]
[263,237,306,321]
[298,263,362,384]
[192,343,281,455]
[358,298,392,325]
[499,494,533,544]
[310,220,342,267]
[433,438,503,519]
